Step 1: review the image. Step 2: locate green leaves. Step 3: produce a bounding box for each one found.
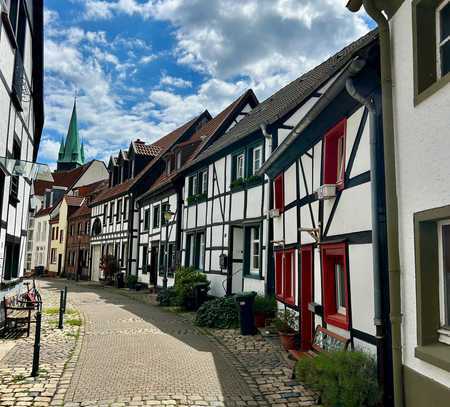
[195,297,239,329]
[295,351,382,407]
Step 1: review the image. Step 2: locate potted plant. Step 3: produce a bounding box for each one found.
[253,295,276,328]
[273,309,297,350]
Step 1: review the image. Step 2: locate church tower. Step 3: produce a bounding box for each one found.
[56,99,85,171]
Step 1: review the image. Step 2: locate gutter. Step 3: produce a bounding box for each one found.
[347,1,404,406]
[345,78,383,331]
[258,57,366,178]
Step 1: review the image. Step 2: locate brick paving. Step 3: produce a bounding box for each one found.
[0,279,81,407]
[1,280,318,406]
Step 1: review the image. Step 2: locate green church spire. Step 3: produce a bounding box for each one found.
[56,98,85,171]
[58,137,65,160]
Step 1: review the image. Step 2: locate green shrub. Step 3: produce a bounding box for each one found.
[230,178,244,190]
[273,309,296,333]
[156,287,179,306]
[295,351,381,407]
[174,267,209,309]
[253,295,276,316]
[126,274,138,289]
[195,297,239,328]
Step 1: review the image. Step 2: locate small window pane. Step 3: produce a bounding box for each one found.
[442,224,450,325]
[441,3,450,41]
[440,40,450,77]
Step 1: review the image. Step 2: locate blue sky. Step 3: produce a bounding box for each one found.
[38,0,374,168]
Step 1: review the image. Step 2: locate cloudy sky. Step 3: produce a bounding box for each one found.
[39,0,374,168]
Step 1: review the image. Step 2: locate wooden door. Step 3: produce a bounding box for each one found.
[300,245,314,350]
[149,245,159,286]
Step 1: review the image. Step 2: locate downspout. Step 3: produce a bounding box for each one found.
[345,78,383,331]
[361,2,404,406]
[260,123,273,295]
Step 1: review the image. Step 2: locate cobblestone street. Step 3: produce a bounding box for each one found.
[1,280,317,406]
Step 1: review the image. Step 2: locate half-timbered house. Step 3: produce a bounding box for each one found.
[135,90,258,289]
[258,31,394,402]
[0,0,44,290]
[89,112,211,281]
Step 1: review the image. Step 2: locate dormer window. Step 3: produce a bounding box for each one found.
[176,151,182,169]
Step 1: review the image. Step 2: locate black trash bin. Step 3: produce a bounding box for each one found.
[235,291,257,335]
[115,272,125,289]
[193,282,209,310]
[35,266,44,276]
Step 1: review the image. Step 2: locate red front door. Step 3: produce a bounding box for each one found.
[300,245,314,350]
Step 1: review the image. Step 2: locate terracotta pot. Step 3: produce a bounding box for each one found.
[254,312,266,328]
[279,331,297,350]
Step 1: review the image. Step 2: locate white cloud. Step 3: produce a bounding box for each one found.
[160,74,192,89]
[81,0,371,100]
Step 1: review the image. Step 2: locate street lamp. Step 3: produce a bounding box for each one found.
[163,208,175,289]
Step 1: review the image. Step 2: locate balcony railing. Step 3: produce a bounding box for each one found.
[11,50,31,112]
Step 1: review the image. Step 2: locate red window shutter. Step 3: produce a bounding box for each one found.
[284,250,295,305]
[274,173,284,212]
[323,118,347,187]
[275,251,284,299]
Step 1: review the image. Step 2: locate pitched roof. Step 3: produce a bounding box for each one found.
[35,206,53,217]
[33,180,54,196]
[91,112,210,206]
[143,90,258,197]
[90,177,134,205]
[192,30,378,165]
[132,140,162,157]
[51,161,95,188]
[64,196,84,207]
[69,201,91,219]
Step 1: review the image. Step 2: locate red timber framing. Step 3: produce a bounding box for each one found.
[275,248,296,306]
[274,173,284,213]
[320,242,350,330]
[300,245,314,350]
[323,118,347,190]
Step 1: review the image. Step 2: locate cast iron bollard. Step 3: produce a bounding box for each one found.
[58,290,64,329]
[31,311,42,377]
[62,286,68,313]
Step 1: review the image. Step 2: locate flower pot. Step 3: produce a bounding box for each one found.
[254,312,266,328]
[279,331,297,350]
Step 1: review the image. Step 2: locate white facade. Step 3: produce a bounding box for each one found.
[0,0,43,287]
[390,0,450,393]
[138,192,178,286]
[181,148,269,297]
[90,194,132,281]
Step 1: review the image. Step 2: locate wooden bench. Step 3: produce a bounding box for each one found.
[289,325,350,362]
[2,296,35,337]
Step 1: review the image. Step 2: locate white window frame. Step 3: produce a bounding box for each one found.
[199,232,205,271]
[249,226,260,275]
[166,158,171,175]
[437,219,450,344]
[436,0,450,79]
[188,235,195,267]
[236,153,245,180]
[201,170,208,195]
[176,151,182,169]
[335,262,347,316]
[252,146,263,174]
